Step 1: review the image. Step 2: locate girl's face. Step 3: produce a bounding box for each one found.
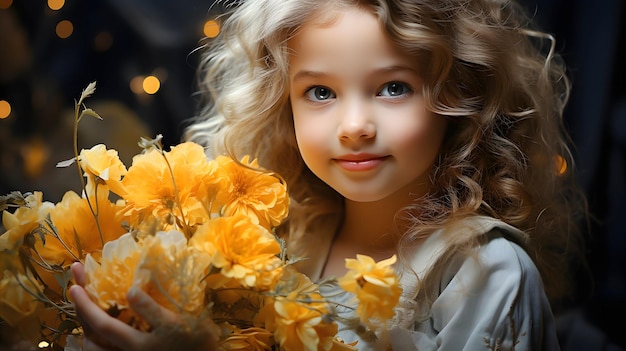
[288,6,447,203]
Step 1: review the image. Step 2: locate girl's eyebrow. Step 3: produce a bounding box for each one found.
[291,70,328,81]
[291,66,419,81]
[376,65,421,76]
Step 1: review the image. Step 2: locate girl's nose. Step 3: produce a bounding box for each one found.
[336,99,376,141]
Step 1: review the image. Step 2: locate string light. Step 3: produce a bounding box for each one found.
[0,100,11,119]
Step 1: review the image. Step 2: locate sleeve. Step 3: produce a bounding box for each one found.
[388,235,561,351]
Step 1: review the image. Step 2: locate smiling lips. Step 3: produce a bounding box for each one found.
[334,154,389,171]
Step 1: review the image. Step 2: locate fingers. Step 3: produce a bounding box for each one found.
[71,261,86,286]
[126,287,179,328]
[71,280,218,351]
[70,285,147,350]
[127,288,221,350]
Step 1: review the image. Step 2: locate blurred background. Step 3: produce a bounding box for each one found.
[0,0,624,350]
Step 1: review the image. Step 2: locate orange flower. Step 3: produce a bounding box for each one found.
[189,215,283,289]
[118,142,214,231]
[134,230,211,316]
[338,255,401,324]
[0,192,54,250]
[213,156,289,230]
[78,144,127,196]
[273,291,337,351]
[35,189,126,265]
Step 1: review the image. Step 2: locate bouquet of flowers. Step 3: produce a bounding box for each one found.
[0,83,402,350]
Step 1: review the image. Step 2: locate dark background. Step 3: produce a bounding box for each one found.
[0,1,624,350]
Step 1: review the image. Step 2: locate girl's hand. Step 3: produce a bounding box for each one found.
[70,262,220,351]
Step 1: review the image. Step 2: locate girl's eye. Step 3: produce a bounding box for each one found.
[305,86,336,101]
[378,82,412,97]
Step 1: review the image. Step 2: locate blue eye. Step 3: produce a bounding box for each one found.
[378,82,412,97]
[305,86,336,101]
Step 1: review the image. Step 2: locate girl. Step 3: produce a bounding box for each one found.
[70,0,586,349]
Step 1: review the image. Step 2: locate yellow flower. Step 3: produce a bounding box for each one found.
[118,142,214,231]
[84,233,142,313]
[35,189,127,265]
[0,269,44,327]
[273,291,337,351]
[134,230,211,316]
[338,255,401,324]
[0,192,54,250]
[189,215,283,288]
[221,326,273,351]
[214,156,289,229]
[78,144,127,196]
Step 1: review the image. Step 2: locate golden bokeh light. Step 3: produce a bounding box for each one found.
[203,20,220,38]
[0,100,11,119]
[56,20,73,39]
[554,154,567,176]
[47,0,64,11]
[0,0,13,10]
[38,341,50,349]
[142,76,161,95]
[130,76,144,95]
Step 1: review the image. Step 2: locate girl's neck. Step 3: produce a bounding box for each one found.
[320,198,405,279]
[320,183,428,279]
[338,199,399,253]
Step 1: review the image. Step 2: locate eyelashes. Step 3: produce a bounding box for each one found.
[303,81,414,102]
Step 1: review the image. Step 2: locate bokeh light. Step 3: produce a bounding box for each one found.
[554,154,567,176]
[0,100,11,119]
[47,0,64,11]
[37,341,50,349]
[142,76,161,95]
[203,20,220,38]
[0,0,12,10]
[55,20,73,39]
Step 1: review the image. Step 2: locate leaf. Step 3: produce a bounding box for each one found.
[81,108,103,120]
[0,191,28,211]
[56,157,77,168]
[57,319,80,336]
[78,81,97,105]
[138,134,164,152]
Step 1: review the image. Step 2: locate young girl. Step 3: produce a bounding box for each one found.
[70,0,586,349]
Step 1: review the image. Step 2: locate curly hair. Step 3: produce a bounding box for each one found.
[185,0,587,310]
